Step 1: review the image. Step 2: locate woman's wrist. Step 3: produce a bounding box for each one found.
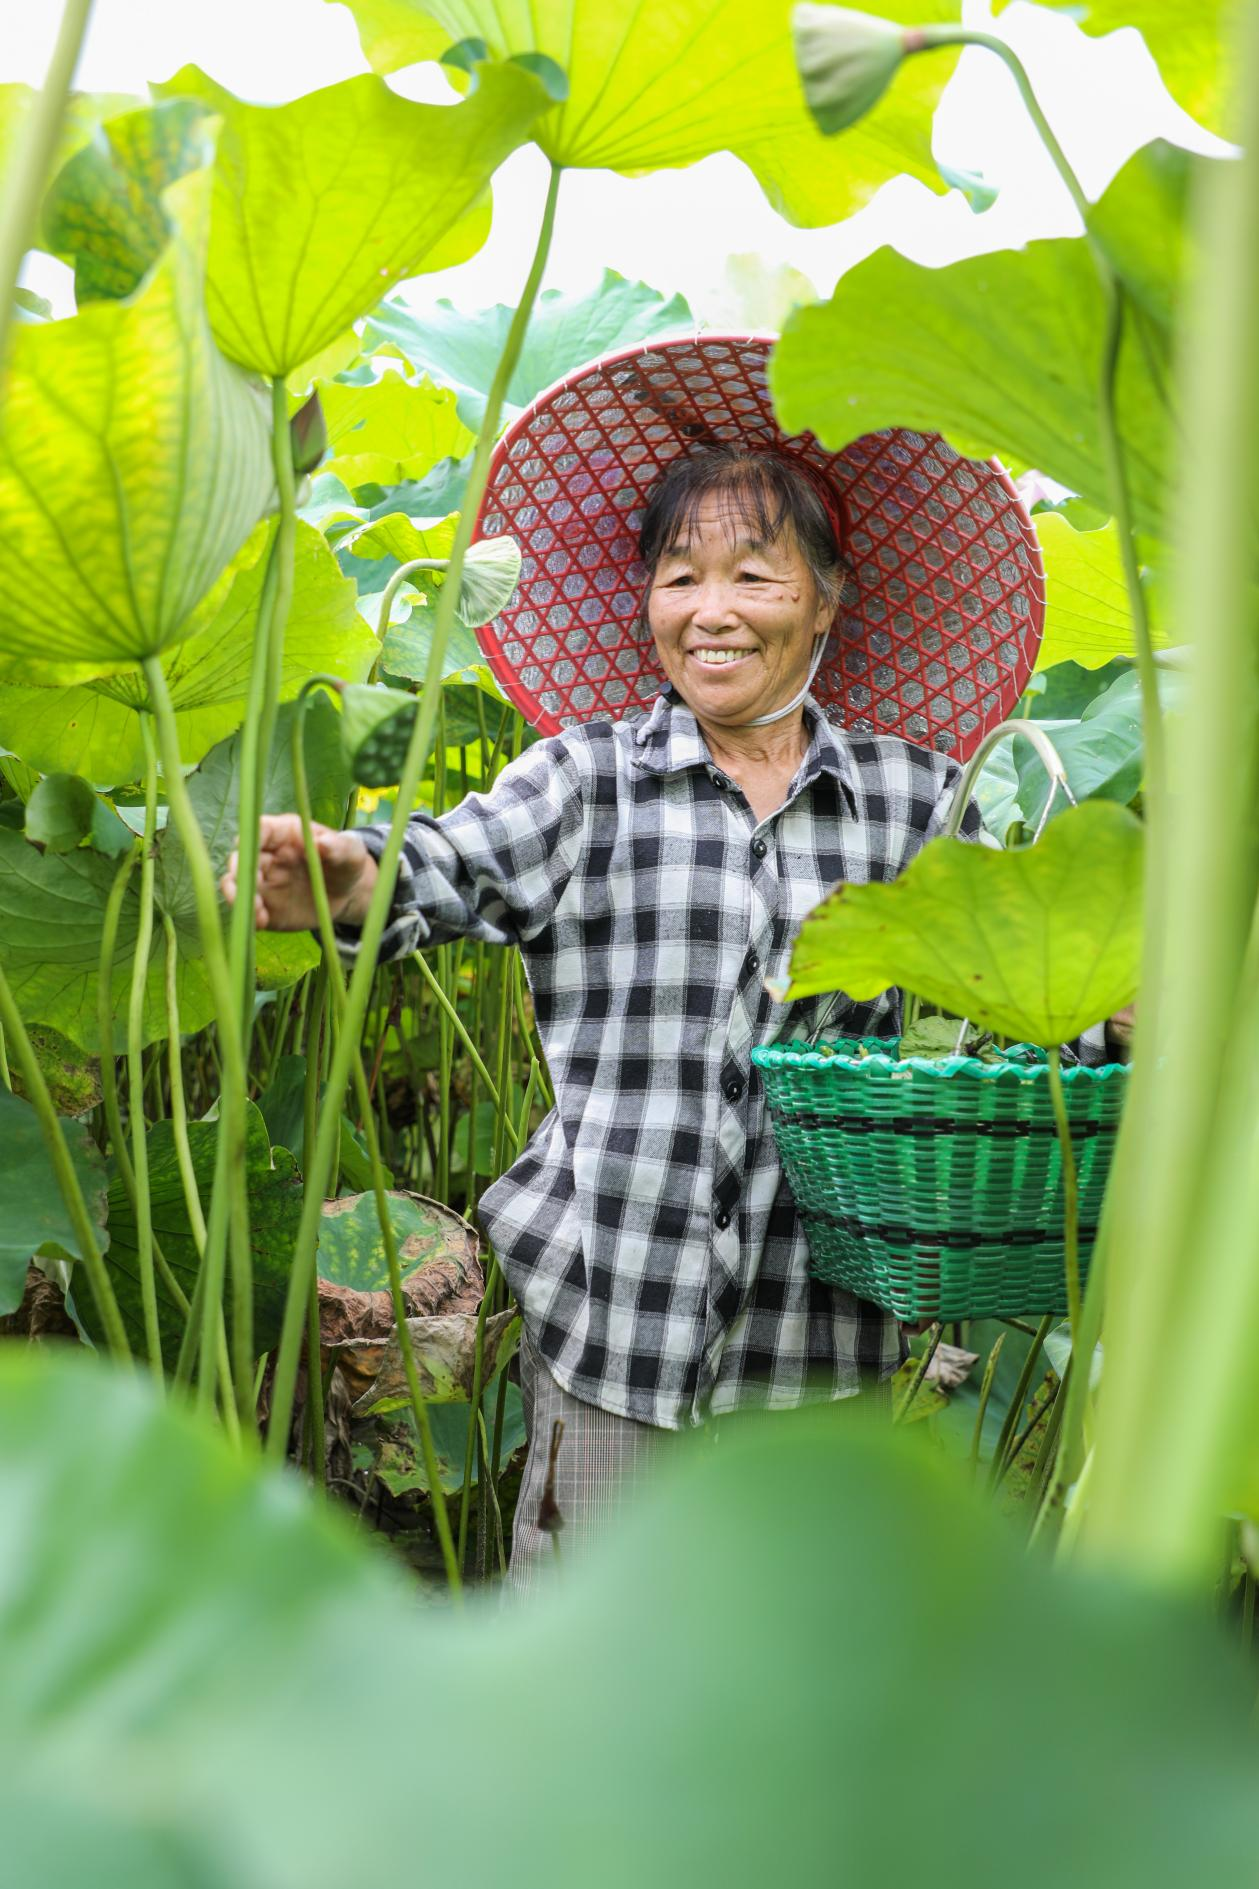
[336,851,379,928]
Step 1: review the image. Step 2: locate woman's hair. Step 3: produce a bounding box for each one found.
[637,446,846,614]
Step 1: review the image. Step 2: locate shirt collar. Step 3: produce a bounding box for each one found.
[631,690,859,815]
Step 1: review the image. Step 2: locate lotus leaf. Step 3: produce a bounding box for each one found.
[3,1358,1259,1884]
[332,0,966,228]
[317,1189,477,1295]
[317,371,474,490]
[770,143,1211,541]
[75,1104,301,1359]
[371,1376,526,1495]
[0,169,273,673]
[0,830,215,1053]
[778,799,1143,1045]
[24,774,98,854]
[156,62,553,375]
[997,0,1232,132]
[1036,514,1166,671]
[0,1091,108,1316]
[41,98,213,302]
[363,268,693,431]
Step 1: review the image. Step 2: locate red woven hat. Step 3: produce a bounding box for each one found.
[473,335,1043,760]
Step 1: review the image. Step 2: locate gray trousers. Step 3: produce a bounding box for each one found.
[508,1329,668,1595]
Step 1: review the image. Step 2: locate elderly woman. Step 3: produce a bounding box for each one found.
[226,338,1099,1588]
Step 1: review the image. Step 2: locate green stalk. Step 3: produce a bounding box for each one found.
[0,961,129,1357]
[98,848,138,1191]
[456,1255,501,1573]
[290,689,459,1589]
[1045,1048,1081,1346]
[969,1331,1004,1472]
[162,911,239,1442]
[301,963,328,1483]
[127,713,162,1376]
[265,160,564,1468]
[0,0,94,375]
[376,558,452,645]
[143,655,251,1420]
[1081,9,1259,1582]
[410,951,521,1148]
[893,1323,942,1423]
[988,1314,1053,1487]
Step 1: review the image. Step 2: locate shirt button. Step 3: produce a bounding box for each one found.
[714,1207,731,1231]
[751,837,768,859]
[713,771,731,790]
[725,1077,743,1102]
[745,951,760,973]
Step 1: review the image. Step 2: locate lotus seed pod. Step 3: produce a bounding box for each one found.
[340,683,418,787]
[792,5,909,136]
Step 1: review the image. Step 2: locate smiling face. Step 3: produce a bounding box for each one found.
[646,492,835,727]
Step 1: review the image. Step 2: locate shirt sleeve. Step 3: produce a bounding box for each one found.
[333,732,594,964]
[922,759,983,846]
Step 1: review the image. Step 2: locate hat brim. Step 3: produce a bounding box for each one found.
[473,334,1043,761]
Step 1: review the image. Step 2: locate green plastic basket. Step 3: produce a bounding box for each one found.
[751,1036,1130,1322]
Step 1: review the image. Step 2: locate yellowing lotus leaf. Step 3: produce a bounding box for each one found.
[0,169,273,669]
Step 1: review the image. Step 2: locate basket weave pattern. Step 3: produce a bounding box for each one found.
[476,336,1043,760]
[753,1038,1129,1321]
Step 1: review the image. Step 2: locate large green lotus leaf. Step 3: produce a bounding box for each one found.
[155,62,552,376]
[772,234,1168,540]
[1011,666,1186,829]
[317,371,474,490]
[76,1104,301,1360]
[997,0,1233,132]
[779,799,1143,1044]
[0,521,373,782]
[0,1090,108,1316]
[1036,514,1167,671]
[0,169,273,671]
[41,98,213,302]
[317,1189,476,1293]
[10,1024,104,1118]
[332,0,965,228]
[0,829,214,1054]
[769,142,1210,540]
[363,268,694,431]
[5,1358,1259,1885]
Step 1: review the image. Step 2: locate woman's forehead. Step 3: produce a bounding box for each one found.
[658,489,798,557]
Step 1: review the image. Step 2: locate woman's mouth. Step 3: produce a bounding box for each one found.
[688,648,756,667]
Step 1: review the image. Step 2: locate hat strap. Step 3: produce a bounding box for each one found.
[743,631,830,729]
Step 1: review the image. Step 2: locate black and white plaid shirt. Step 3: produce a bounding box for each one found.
[344,692,1093,1429]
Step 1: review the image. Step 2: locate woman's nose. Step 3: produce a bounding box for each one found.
[689,580,738,627]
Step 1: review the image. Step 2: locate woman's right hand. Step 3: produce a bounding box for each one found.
[220,815,379,932]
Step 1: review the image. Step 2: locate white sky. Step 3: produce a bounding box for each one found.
[10,0,1227,322]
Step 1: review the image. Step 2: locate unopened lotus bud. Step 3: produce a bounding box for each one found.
[339,682,418,787]
[289,390,327,476]
[792,6,917,135]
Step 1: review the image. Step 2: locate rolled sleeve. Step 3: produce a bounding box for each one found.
[334,733,594,966]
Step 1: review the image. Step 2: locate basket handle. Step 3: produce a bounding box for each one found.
[943,717,1076,843]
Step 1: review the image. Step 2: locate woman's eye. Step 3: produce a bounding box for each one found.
[739,570,767,584]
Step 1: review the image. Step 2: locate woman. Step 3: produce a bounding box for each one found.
[224,339,1095,1588]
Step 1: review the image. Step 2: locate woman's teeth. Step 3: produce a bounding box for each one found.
[692,649,752,665]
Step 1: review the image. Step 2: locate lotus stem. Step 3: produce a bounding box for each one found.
[290,684,460,1589]
[128,712,163,1377]
[263,164,565,1575]
[376,557,451,643]
[988,1313,1053,1486]
[98,848,138,1190]
[0,0,94,376]
[969,1330,1004,1472]
[0,960,129,1358]
[142,655,251,1422]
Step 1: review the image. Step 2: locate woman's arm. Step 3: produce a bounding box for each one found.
[221,732,595,962]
